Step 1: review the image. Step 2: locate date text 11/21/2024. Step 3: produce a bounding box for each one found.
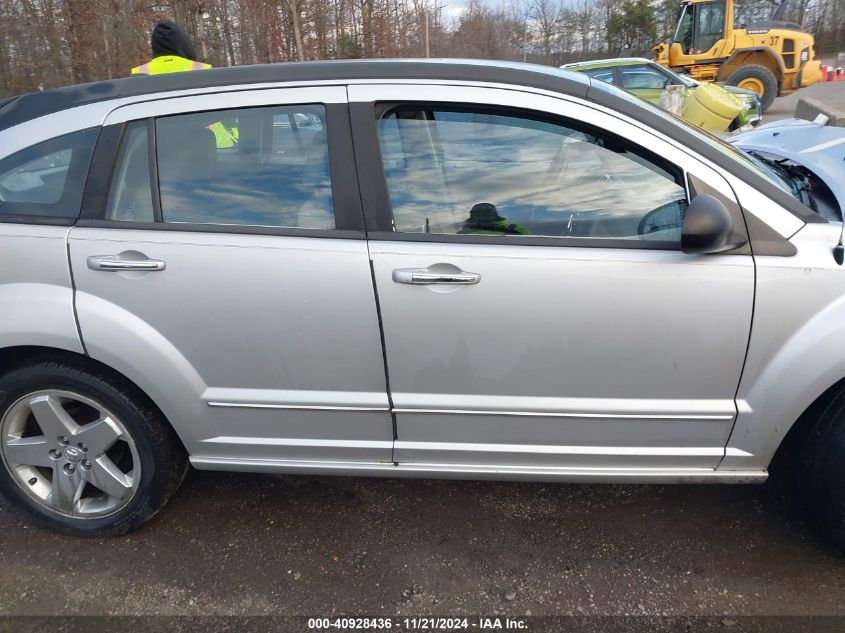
[307,617,529,630]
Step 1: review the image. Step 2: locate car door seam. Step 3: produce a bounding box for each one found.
[345,85,399,457]
[368,255,398,454]
[65,228,89,356]
[718,179,758,469]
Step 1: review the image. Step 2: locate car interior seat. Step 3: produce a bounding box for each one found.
[157,126,218,222]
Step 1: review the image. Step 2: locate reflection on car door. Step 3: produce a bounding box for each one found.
[351,84,754,475]
[69,87,393,467]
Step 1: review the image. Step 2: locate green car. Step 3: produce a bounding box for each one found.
[561,58,763,131]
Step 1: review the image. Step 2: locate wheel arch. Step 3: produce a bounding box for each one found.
[717,48,785,85]
[769,375,845,472]
[0,345,188,453]
[725,289,845,472]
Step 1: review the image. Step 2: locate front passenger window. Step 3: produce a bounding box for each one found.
[377,107,688,244]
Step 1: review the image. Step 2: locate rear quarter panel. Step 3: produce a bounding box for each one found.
[0,225,82,353]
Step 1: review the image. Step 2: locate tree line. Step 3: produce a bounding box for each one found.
[1,0,843,97]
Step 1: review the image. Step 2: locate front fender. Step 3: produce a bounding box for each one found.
[724,228,845,469]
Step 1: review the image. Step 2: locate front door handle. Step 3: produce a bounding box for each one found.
[87,255,166,272]
[392,267,480,285]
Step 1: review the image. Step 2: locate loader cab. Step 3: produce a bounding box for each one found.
[674,0,729,55]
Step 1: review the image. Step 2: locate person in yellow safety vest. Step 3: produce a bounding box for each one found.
[130,21,211,76]
[131,21,237,149]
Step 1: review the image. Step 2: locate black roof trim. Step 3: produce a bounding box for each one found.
[0,59,590,132]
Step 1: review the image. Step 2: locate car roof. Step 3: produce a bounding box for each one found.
[0,57,822,226]
[0,59,590,131]
[561,58,653,70]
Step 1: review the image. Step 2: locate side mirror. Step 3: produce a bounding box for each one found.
[681,194,739,254]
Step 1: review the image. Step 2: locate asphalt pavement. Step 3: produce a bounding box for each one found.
[763,80,845,123]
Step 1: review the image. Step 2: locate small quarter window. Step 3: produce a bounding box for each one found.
[0,128,96,220]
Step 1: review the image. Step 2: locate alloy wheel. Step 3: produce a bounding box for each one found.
[0,390,140,518]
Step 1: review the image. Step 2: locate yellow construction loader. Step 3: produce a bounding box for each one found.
[653,0,822,109]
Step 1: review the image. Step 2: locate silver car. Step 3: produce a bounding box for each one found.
[0,60,843,546]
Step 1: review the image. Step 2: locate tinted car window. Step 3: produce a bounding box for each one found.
[0,128,97,219]
[583,69,615,84]
[620,66,668,90]
[695,1,725,52]
[106,122,154,222]
[377,107,688,243]
[155,105,334,229]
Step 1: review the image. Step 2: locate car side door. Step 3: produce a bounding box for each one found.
[69,86,393,468]
[349,83,754,476]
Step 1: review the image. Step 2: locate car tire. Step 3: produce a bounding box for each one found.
[724,65,779,110]
[0,359,187,536]
[794,386,845,551]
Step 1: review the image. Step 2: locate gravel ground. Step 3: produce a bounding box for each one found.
[1,471,844,624]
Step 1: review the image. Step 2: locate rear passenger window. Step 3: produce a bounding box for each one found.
[155,105,334,229]
[0,129,96,220]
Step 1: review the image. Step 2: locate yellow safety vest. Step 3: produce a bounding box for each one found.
[209,122,238,148]
[130,56,212,75]
[130,56,237,148]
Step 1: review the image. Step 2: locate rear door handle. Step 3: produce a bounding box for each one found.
[87,255,166,272]
[392,268,480,285]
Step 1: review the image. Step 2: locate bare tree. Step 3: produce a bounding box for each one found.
[1,0,842,98]
[528,0,563,63]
